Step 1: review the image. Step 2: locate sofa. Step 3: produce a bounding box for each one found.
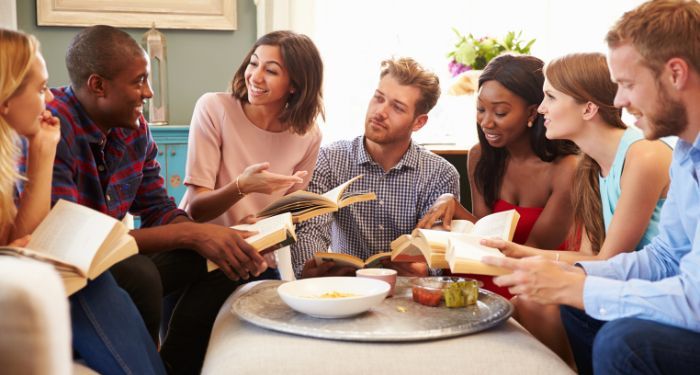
[0,256,97,374]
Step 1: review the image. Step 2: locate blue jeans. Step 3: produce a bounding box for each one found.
[561,306,700,375]
[70,272,166,375]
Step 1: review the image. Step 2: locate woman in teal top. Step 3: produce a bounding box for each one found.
[480,53,672,367]
[600,126,665,249]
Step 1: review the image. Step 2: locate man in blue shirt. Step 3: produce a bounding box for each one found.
[483,1,700,374]
[291,57,460,279]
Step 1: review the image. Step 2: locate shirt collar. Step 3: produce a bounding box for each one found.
[353,136,420,170]
[64,86,107,146]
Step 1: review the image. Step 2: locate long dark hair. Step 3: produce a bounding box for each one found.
[474,54,578,208]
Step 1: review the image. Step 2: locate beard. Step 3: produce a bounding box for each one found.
[645,81,688,139]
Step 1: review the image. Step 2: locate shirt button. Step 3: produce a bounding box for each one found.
[599,307,607,316]
[378,225,384,230]
[378,200,384,205]
[98,165,105,172]
[106,194,111,202]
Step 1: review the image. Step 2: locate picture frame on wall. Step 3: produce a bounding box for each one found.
[36,0,237,30]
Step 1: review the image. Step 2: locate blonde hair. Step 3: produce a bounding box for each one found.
[0,29,38,234]
[544,53,626,252]
[379,57,441,116]
[606,0,700,74]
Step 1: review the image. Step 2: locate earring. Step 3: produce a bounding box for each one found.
[527,120,533,128]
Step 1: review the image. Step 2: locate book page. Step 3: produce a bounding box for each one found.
[232,212,295,246]
[447,235,504,261]
[27,200,119,276]
[257,190,331,217]
[321,175,363,203]
[450,220,475,233]
[472,210,518,239]
[414,229,456,252]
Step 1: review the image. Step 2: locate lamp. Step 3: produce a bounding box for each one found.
[142,24,168,125]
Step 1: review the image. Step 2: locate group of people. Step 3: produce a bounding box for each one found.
[1,0,699,374]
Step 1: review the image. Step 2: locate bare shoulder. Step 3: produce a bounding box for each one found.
[467,143,482,172]
[552,154,580,176]
[626,139,672,164]
[623,139,672,180]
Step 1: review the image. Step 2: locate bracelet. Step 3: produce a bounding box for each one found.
[235,175,246,197]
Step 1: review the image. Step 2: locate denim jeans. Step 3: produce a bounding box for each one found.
[151,249,280,375]
[70,272,166,375]
[561,306,700,375]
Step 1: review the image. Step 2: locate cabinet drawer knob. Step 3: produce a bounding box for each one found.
[158,151,164,156]
[171,150,176,156]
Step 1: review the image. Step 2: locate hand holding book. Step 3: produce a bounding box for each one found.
[257,175,376,222]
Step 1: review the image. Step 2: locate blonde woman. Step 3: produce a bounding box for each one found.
[0,28,165,374]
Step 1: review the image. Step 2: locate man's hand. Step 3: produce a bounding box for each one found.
[238,162,307,195]
[382,260,428,277]
[482,255,586,308]
[417,193,458,229]
[300,258,355,278]
[480,238,538,259]
[188,223,267,281]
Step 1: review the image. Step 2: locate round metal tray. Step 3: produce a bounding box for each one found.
[232,279,513,342]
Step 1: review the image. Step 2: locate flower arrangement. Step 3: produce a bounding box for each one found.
[447,30,536,77]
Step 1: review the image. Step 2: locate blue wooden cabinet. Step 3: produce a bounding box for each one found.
[151,126,190,206]
[134,125,190,228]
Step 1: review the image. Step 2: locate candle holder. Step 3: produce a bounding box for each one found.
[142,24,169,125]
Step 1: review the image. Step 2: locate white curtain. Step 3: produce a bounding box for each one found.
[256,0,646,145]
[0,0,17,30]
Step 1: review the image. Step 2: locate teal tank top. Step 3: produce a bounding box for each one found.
[599,127,666,250]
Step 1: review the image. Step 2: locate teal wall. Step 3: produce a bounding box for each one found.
[16,1,257,125]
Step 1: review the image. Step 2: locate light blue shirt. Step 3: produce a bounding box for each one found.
[579,132,700,332]
[600,127,666,249]
[291,136,460,278]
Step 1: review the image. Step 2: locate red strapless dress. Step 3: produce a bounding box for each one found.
[448,199,568,298]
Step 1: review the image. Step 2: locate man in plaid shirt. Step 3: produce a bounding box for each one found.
[293,57,460,279]
[42,25,267,374]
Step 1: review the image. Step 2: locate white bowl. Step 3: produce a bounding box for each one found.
[277,277,390,318]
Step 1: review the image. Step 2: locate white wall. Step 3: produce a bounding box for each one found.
[288,0,645,144]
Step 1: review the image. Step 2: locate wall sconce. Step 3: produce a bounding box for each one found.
[142,24,168,125]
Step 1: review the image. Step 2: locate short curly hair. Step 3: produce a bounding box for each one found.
[379,57,440,116]
[66,25,144,88]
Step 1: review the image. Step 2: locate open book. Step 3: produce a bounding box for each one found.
[0,199,137,296]
[390,209,519,274]
[206,212,296,272]
[313,251,391,269]
[257,175,376,222]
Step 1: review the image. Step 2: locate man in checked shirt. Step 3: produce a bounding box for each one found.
[292,57,460,279]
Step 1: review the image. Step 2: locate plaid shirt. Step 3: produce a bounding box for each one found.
[291,136,460,277]
[28,86,187,226]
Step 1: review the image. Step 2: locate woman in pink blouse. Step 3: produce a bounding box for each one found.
[180,30,324,269]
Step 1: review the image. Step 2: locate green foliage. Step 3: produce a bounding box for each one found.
[448,30,536,70]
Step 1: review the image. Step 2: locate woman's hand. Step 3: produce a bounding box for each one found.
[27,110,60,149]
[9,235,31,247]
[238,162,307,195]
[417,193,458,229]
[480,238,538,259]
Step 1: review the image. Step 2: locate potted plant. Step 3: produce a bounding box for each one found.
[447,30,535,95]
